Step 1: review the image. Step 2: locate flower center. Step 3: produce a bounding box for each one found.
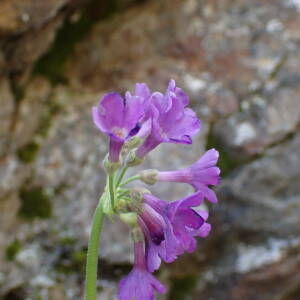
[112,127,127,139]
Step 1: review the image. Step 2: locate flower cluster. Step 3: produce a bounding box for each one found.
[92,80,220,300]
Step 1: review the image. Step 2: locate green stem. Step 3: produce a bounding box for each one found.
[108,174,115,209]
[117,189,130,198]
[119,175,141,187]
[85,203,104,300]
[116,165,129,187]
[120,196,132,202]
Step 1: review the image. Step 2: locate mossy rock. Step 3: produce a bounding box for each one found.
[206,129,242,177]
[168,275,198,300]
[17,141,40,164]
[18,187,52,220]
[5,239,22,261]
[33,0,121,84]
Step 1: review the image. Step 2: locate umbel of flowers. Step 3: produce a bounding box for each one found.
[85,80,220,300]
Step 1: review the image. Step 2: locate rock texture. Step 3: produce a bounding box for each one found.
[1,0,300,299]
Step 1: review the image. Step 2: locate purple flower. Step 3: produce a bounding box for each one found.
[169,200,211,254]
[156,149,220,203]
[144,192,208,258]
[92,92,144,162]
[118,241,166,300]
[135,80,201,159]
[138,205,180,272]
[135,191,209,272]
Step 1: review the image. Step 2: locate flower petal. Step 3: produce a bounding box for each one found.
[124,93,145,131]
[193,184,218,203]
[100,92,125,130]
[135,83,151,99]
[197,222,212,238]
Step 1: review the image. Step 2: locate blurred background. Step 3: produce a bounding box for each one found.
[1,0,300,299]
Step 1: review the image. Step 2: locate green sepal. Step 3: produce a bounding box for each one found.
[103,155,120,174]
[139,169,158,185]
[119,212,138,227]
[127,151,144,167]
[100,184,114,218]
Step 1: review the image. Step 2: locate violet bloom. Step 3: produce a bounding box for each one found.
[144,192,208,258]
[138,204,180,272]
[92,92,144,162]
[167,197,211,253]
[118,241,166,300]
[135,80,201,159]
[136,191,208,272]
[156,149,220,203]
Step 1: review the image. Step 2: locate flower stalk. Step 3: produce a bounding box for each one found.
[116,165,129,187]
[108,174,115,210]
[119,175,141,187]
[85,201,104,300]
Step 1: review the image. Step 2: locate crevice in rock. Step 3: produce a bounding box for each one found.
[281,282,300,300]
[52,242,132,281]
[168,275,198,300]
[263,120,300,151]
[2,75,25,159]
[206,122,258,177]
[33,0,146,84]
[2,286,25,300]
[236,54,288,109]
[207,115,300,179]
[97,259,132,281]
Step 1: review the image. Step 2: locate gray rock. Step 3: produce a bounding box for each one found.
[14,76,52,150]
[214,86,300,158]
[1,0,300,299]
[191,131,300,299]
[6,16,64,83]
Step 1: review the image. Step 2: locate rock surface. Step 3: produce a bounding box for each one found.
[1,0,300,299]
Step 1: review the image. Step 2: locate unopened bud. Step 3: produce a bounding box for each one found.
[127,151,144,167]
[128,187,150,213]
[130,187,150,202]
[119,212,138,227]
[115,198,130,213]
[139,169,158,185]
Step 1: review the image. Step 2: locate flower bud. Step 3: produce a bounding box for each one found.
[130,187,150,202]
[120,212,138,227]
[129,187,150,213]
[139,169,158,185]
[115,198,131,213]
[127,151,144,167]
